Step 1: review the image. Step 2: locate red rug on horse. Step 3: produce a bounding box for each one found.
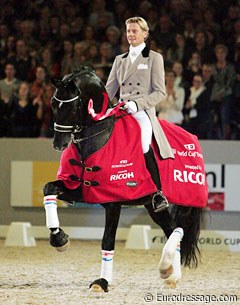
[57,112,208,208]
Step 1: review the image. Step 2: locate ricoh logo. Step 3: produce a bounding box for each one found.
[174,169,205,185]
[110,172,134,181]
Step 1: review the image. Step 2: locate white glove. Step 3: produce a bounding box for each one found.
[124,101,138,114]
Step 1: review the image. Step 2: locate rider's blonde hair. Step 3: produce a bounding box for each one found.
[125,17,149,39]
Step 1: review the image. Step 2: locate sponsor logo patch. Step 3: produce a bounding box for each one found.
[126,181,138,187]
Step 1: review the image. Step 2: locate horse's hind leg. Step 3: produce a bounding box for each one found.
[43,180,70,252]
[89,203,121,293]
[159,227,184,288]
[145,204,183,287]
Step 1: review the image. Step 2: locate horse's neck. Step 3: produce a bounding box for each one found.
[75,116,114,160]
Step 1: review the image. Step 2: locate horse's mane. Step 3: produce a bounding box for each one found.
[62,66,95,84]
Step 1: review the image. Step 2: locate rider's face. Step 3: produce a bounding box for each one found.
[126,23,147,47]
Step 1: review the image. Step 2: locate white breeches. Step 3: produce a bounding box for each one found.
[132,110,152,154]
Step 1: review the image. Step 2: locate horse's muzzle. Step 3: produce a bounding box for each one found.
[53,132,71,151]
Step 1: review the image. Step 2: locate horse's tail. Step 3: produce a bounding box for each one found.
[171,205,204,268]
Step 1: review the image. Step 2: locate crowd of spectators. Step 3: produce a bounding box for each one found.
[0,0,240,139]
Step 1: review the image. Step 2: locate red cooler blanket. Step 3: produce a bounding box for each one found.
[57,116,208,207]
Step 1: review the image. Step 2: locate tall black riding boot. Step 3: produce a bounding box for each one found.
[144,147,169,212]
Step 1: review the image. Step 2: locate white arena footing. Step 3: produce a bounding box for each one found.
[4,222,36,247]
[125,225,151,250]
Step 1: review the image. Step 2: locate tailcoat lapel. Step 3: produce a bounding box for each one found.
[120,47,150,83]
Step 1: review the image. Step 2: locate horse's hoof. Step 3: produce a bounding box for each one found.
[55,240,70,252]
[162,278,177,289]
[50,228,69,251]
[159,264,173,279]
[89,278,108,293]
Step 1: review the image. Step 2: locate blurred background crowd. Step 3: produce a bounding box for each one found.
[0,0,240,139]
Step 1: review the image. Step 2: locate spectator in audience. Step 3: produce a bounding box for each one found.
[39,47,60,79]
[81,24,96,46]
[137,1,152,20]
[152,14,176,55]
[60,40,74,76]
[49,14,60,42]
[172,61,190,88]
[67,41,88,72]
[9,82,43,137]
[85,42,100,67]
[0,63,20,104]
[106,25,121,57]
[52,23,71,59]
[145,6,159,34]
[227,18,240,61]
[30,65,55,137]
[19,20,40,51]
[185,51,202,85]
[94,12,112,42]
[191,29,215,64]
[166,32,189,67]
[222,3,240,44]
[4,36,16,60]
[95,42,113,69]
[202,8,221,39]
[0,23,9,55]
[183,17,195,42]
[202,63,215,91]
[166,0,192,29]
[112,0,128,29]
[38,6,52,44]
[64,2,78,25]
[210,44,236,139]
[70,17,84,43]
[156,70,185,125]
[88,0,115,30]
[182,73,211,138]
[9,39,32,81]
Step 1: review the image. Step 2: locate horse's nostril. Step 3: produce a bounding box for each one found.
[53,144,61,151]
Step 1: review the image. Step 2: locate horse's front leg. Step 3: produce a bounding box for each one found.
[43,180,70,252]
[89,203,121,293]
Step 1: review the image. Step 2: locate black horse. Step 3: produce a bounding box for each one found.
[43,66,204,292]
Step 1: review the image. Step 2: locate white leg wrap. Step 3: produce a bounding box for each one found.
[160,227,184,270]
[44,195,59,228]
[171,245,181,281]
[100,250,114,284]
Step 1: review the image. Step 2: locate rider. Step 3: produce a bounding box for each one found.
[106,16,174,212]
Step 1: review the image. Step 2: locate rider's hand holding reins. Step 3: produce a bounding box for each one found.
[122,101,138,114]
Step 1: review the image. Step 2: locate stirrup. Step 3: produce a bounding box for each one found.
[152,191,169,213]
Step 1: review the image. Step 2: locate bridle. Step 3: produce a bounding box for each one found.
[52,82,84,134]
[51,69,126,146]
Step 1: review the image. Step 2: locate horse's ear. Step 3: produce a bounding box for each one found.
[50,78,63,89]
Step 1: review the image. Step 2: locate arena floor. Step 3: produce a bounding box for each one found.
[0,239,239,305]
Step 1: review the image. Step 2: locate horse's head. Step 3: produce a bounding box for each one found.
[51,66,108,151]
